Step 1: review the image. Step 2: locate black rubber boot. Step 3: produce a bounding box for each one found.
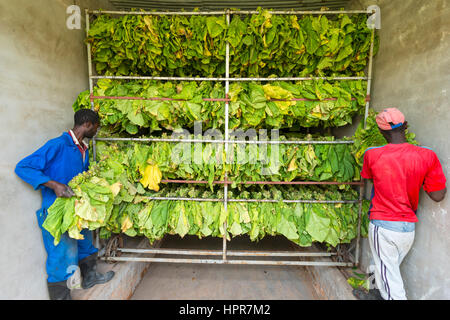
[368,289,383,300]
[47,281,72,300]
[79,252,115,290]
[352,288,384,300]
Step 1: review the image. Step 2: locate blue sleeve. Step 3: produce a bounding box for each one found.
[15,140,62,190]
[84,149,90,171]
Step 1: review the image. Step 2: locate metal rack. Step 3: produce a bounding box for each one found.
[85,8,375,267]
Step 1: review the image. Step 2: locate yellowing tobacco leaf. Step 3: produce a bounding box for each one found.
[109,182,122,197]
[69,223,84,240]
[262,84,295,112]
[121,216,133,233]
[288,157,298,172]
[75,197,98,222]
[140,163,162,191]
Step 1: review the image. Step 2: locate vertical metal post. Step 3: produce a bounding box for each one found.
[222,11,230,262]
[85,9,96,162]
[85,9,100,250]
[363,28,375,129]
[356,26,375,265]
[354,184,364,266]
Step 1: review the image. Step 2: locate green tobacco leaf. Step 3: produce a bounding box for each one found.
[58,12,384,248]
[43,199,65,244]
[82,79,367,133]
[174,204,190,238]
[61,197,76,233]
[305,205,331,242]
[88,13,376,77]
[277,213,299,240]
[206,16,226,38]
[347,277,366,290]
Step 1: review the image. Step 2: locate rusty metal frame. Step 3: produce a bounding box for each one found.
[90,93,362,102]
[91,75,368,81]
[85,8,375,268]
[89,9,370,15]
[94,137,356,144]
[160,179,364,185]
[85,9,101,250]
[105,256,353,267]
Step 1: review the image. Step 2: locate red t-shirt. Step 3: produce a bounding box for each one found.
[361,143,446,222]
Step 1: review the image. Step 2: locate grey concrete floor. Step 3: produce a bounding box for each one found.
[131,235,322,300]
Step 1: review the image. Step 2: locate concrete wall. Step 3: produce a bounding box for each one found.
[0,0,116,299]
[347,0,450,299]
[2,0,449,301]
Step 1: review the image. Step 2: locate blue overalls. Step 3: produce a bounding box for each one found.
[15,132,98,283]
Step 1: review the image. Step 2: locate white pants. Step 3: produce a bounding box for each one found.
[368,223,415,300]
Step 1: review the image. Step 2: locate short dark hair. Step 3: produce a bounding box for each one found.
[74,109,100,126]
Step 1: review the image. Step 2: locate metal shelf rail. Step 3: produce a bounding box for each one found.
[85,8,375,267]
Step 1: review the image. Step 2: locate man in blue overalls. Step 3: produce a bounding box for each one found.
[15,109,114,300]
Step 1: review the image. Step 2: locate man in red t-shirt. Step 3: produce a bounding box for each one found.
[354,108,446,300]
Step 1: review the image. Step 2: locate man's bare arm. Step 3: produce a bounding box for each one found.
[427,187,446,202]
[43,181,75,198]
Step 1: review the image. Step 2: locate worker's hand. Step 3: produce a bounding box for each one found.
[54,183,75,198]
[58,184,75,198]
[43,181,75,198]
